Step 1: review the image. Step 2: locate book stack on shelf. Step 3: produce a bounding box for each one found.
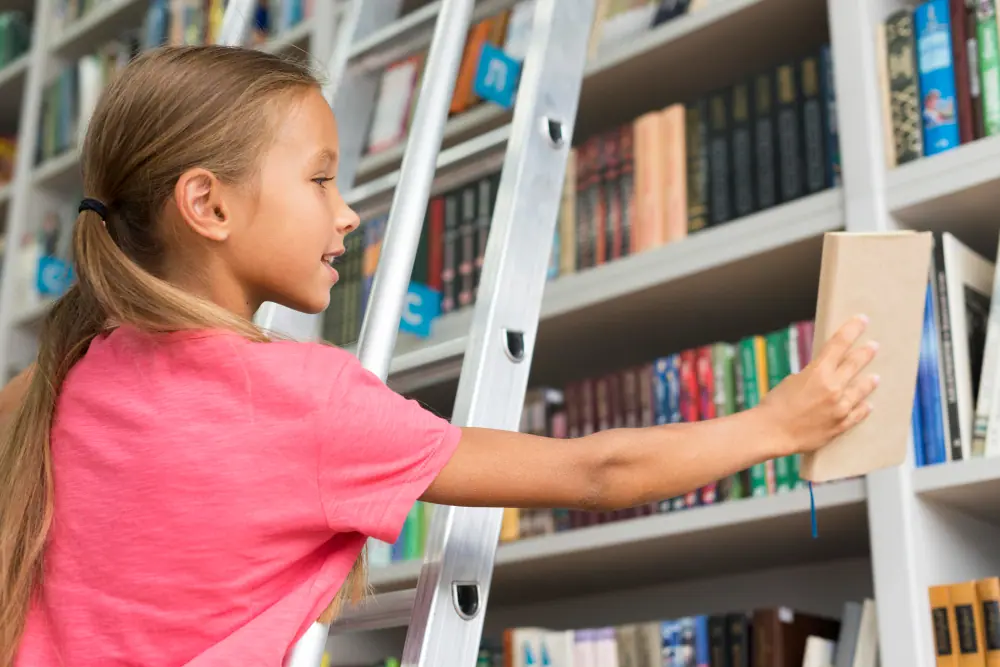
[0,10,31,69]
[878,0,995,167]
[361,0,716,165]
[912,231,998,469]
[340,599,878,667]
[929,576,1000,665]
[8,0,315,322]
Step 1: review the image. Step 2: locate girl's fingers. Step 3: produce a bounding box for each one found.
[835,340,879,385]
[841,373,880,417]
[815,315,869,367]
[837,400,873,434]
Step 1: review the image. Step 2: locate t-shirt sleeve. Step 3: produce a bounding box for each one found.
[313,347,462,544]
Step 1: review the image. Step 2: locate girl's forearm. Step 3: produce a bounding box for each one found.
[422,407,789,512]
[580,408,787,511]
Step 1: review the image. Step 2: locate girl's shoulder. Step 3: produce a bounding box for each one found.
[87,324,362,398]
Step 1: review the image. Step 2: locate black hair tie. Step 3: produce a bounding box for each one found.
[79,197,109,220]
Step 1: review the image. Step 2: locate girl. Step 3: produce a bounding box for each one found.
[0,45,877,666]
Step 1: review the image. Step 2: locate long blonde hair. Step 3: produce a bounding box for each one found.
[0,45,366,664]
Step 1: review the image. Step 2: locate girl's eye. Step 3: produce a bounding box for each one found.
[313,177,334,187]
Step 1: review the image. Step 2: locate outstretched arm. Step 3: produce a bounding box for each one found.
[421,316,878,511]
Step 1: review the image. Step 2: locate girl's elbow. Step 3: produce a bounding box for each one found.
[576,430,638,512]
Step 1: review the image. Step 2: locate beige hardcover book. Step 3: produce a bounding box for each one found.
[800,231,932,482]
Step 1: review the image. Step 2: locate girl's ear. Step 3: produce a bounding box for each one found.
[173,167,230,243]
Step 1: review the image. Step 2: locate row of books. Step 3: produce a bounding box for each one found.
[321,170,503,347]
[912,231,998,467]
[362,0,711,161]
[561,44,839,274]
[928,576,1000,665]
[503,319,818,542]
[342,601,877,667]
[879,0,997,167]
[36,0,310,167]
[0,11,30,69]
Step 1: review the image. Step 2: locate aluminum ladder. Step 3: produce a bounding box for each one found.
[218,1,596,665]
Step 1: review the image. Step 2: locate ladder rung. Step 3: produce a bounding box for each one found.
[330,587,418,634]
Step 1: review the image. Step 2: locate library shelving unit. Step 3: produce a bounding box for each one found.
[0,0,995,665]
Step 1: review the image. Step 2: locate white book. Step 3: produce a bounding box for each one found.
[802,635,836,667]
[972,233,1000,457]
[938,232,994,460]
[850,599,879,667]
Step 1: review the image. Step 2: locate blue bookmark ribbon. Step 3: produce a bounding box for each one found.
[808,481,818,539]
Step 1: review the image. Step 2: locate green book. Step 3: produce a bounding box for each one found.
[765,329,795,492]
[978,2,1000,136]
[739,337,771,497]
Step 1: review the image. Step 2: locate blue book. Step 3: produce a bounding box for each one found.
[918,280,948,464]
[914,0,962,155]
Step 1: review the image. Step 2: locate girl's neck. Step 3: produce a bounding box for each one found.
[161,258,258,322]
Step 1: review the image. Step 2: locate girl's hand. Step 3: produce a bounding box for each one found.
[759,315,879,457]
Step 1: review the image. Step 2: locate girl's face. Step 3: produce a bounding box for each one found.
[171,86,361,320]
[239,87,361,315]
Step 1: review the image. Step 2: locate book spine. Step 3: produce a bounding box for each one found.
[799,53,828,195]
[679,350,701,508]
[976,0,1000,136]
[753,71,780,210]
[695,346,718,505]
[708,91,732,225]
[951,580,988,664]
[977,577,1000,666]
[685,99,710,233]
[948,0,974,143]
[918,280,949,465]
[765,329,794,492]
[619,124,635,259]
[965,2,985,140]
[602,130,624,261]
[427,196,445,292]
[458,185,477,309]
[915,0,962,155]
[473,175,495,300]
[441,191,460,314]
[730,81,756,218]
[775,62,804,202]
[885,10,924,163]
[931,234,964,461]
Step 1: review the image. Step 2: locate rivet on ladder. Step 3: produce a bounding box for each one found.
[543,117,565,147]
[502,329,525,362]
[452,582,480,620]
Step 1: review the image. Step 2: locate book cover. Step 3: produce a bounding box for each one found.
[801,231,933,482]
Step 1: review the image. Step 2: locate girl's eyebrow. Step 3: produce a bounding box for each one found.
[313,148,338,168]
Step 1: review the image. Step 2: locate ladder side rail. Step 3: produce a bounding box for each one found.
[399,1,596,665]
[218,0,258,47]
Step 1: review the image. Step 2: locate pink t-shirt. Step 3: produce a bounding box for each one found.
[15,325,462,666]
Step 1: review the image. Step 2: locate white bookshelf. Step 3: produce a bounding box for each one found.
[0,0,995,665]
